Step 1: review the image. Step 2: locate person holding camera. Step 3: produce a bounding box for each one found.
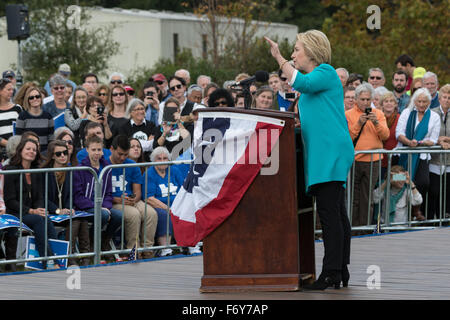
[345,83,390,227]
[78,96,112,149]
[373,165,422,224]
[140,81,160,126]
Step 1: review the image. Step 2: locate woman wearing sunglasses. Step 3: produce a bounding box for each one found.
[55,129,78,166]
[95,84,110,106]
[41,140,90,266]
[16,87,54,152]
[106,85,129,142]
[42,74,70,118]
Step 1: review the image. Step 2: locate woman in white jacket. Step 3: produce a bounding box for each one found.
[373,165,423,224]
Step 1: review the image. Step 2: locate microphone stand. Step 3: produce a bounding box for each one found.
[242,83,252,110]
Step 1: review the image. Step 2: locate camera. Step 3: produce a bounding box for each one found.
[145,91,154,97]
[365,107,372,115]
[97,105,105,120]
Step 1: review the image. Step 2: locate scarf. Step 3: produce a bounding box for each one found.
[388,185,406,223]
[399,108,430,179]
[385,111,398,129]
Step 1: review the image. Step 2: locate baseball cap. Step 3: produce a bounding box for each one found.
[151,73,166,82]
[58,63,71,75]
[413,67,426,79]
[124,85,135,94]
[2,70,15,79]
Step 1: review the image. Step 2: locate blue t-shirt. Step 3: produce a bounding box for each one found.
[106,158,143,198]
[144,165,184,205]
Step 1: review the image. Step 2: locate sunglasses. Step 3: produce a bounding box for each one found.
[63,140,73,145]
[112,92,125,97]
[169,84,183,91]
[53,86,65,91]
[28,95,41,100]
[214,100,228,107]
[279,77,287,82]
[155,81,164,85]
[110,80,123,84]
[127,91,135,95]
[55,150,69,157]
[98,92,107,96]
[369,76,382,80]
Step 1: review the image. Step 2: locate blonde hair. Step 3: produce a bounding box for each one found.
[379,91,397,109]
[22,86,42,112]
[439,84,450,96]
[297,30,332,65]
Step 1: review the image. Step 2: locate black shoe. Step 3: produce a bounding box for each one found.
[342,265,350,288]
[303,272,341,290]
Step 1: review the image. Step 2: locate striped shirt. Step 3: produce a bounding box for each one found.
[0,104,22,141]
[15,110,54,150]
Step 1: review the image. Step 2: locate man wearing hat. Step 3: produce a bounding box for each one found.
[151,73,170,102]
[2,70,17,99]
[44,63,77,97]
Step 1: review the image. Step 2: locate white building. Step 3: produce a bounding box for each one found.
[0,7,298,82]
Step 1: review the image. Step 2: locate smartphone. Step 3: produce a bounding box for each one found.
[285,92,296,99]
[392,173,406,182]
[365,107,372,115]
[163,106,178,122]
[129,194,136,198]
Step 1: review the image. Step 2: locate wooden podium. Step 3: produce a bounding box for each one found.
[199,108,315,292]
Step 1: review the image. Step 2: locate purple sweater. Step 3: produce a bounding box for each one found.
[73,156,113,210]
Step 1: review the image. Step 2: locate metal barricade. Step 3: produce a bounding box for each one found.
[347,147,450,233]
[0,159,193,270]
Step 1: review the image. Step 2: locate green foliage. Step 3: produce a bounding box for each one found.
[322,0,450,85]
[21,0,120,85]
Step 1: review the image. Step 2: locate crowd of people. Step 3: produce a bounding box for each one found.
[0,52,449,272]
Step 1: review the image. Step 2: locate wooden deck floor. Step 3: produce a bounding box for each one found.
[1,227,449,300]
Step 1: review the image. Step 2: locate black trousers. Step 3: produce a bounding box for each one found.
[310,181,351,272]
[428,172,450,219]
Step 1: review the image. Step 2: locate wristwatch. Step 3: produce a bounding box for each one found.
[56,209,61,215]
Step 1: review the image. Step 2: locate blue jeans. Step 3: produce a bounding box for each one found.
[155,208,173,238]
[22,214,57,259]
[86,208,123,239]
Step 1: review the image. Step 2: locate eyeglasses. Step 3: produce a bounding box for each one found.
[110,80,123,84]
[55,150,69,157]
[214,100,228,107]
[369,76,382,80]
[132,107,145,112]
[28,95,41,100]
[112,92,125,97]
[63,140,73,145]
[53,86,65,91]
[169,84,183,92]
[344,96,355,99]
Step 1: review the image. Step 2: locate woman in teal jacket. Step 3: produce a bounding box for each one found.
[266,30,354,290]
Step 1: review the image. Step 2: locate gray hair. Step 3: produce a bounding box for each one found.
[197,75,211,83]
[423,71,438,82]
[49,74,67,88]
[109,72,124,82]
[150,146,171,162]
[369,67,385,79]
[223,80,235,89]
[54,126,74,139]
[175,69,190,80]
[355,83,375,99]
[408,87,432,110]
[6,135,22,158]
[336,67,349,78]
[187,84,203,96]
[374,86,389,97]
[126,98,145,118]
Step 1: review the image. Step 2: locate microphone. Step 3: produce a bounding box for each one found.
[232,71,269,86]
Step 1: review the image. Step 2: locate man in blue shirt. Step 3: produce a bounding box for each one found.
[77,122,112,163]
[392,70,410,113]
[107,135,158,259]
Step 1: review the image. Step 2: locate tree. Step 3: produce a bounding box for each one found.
[322,0,450,85]
[21,0,120,85]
